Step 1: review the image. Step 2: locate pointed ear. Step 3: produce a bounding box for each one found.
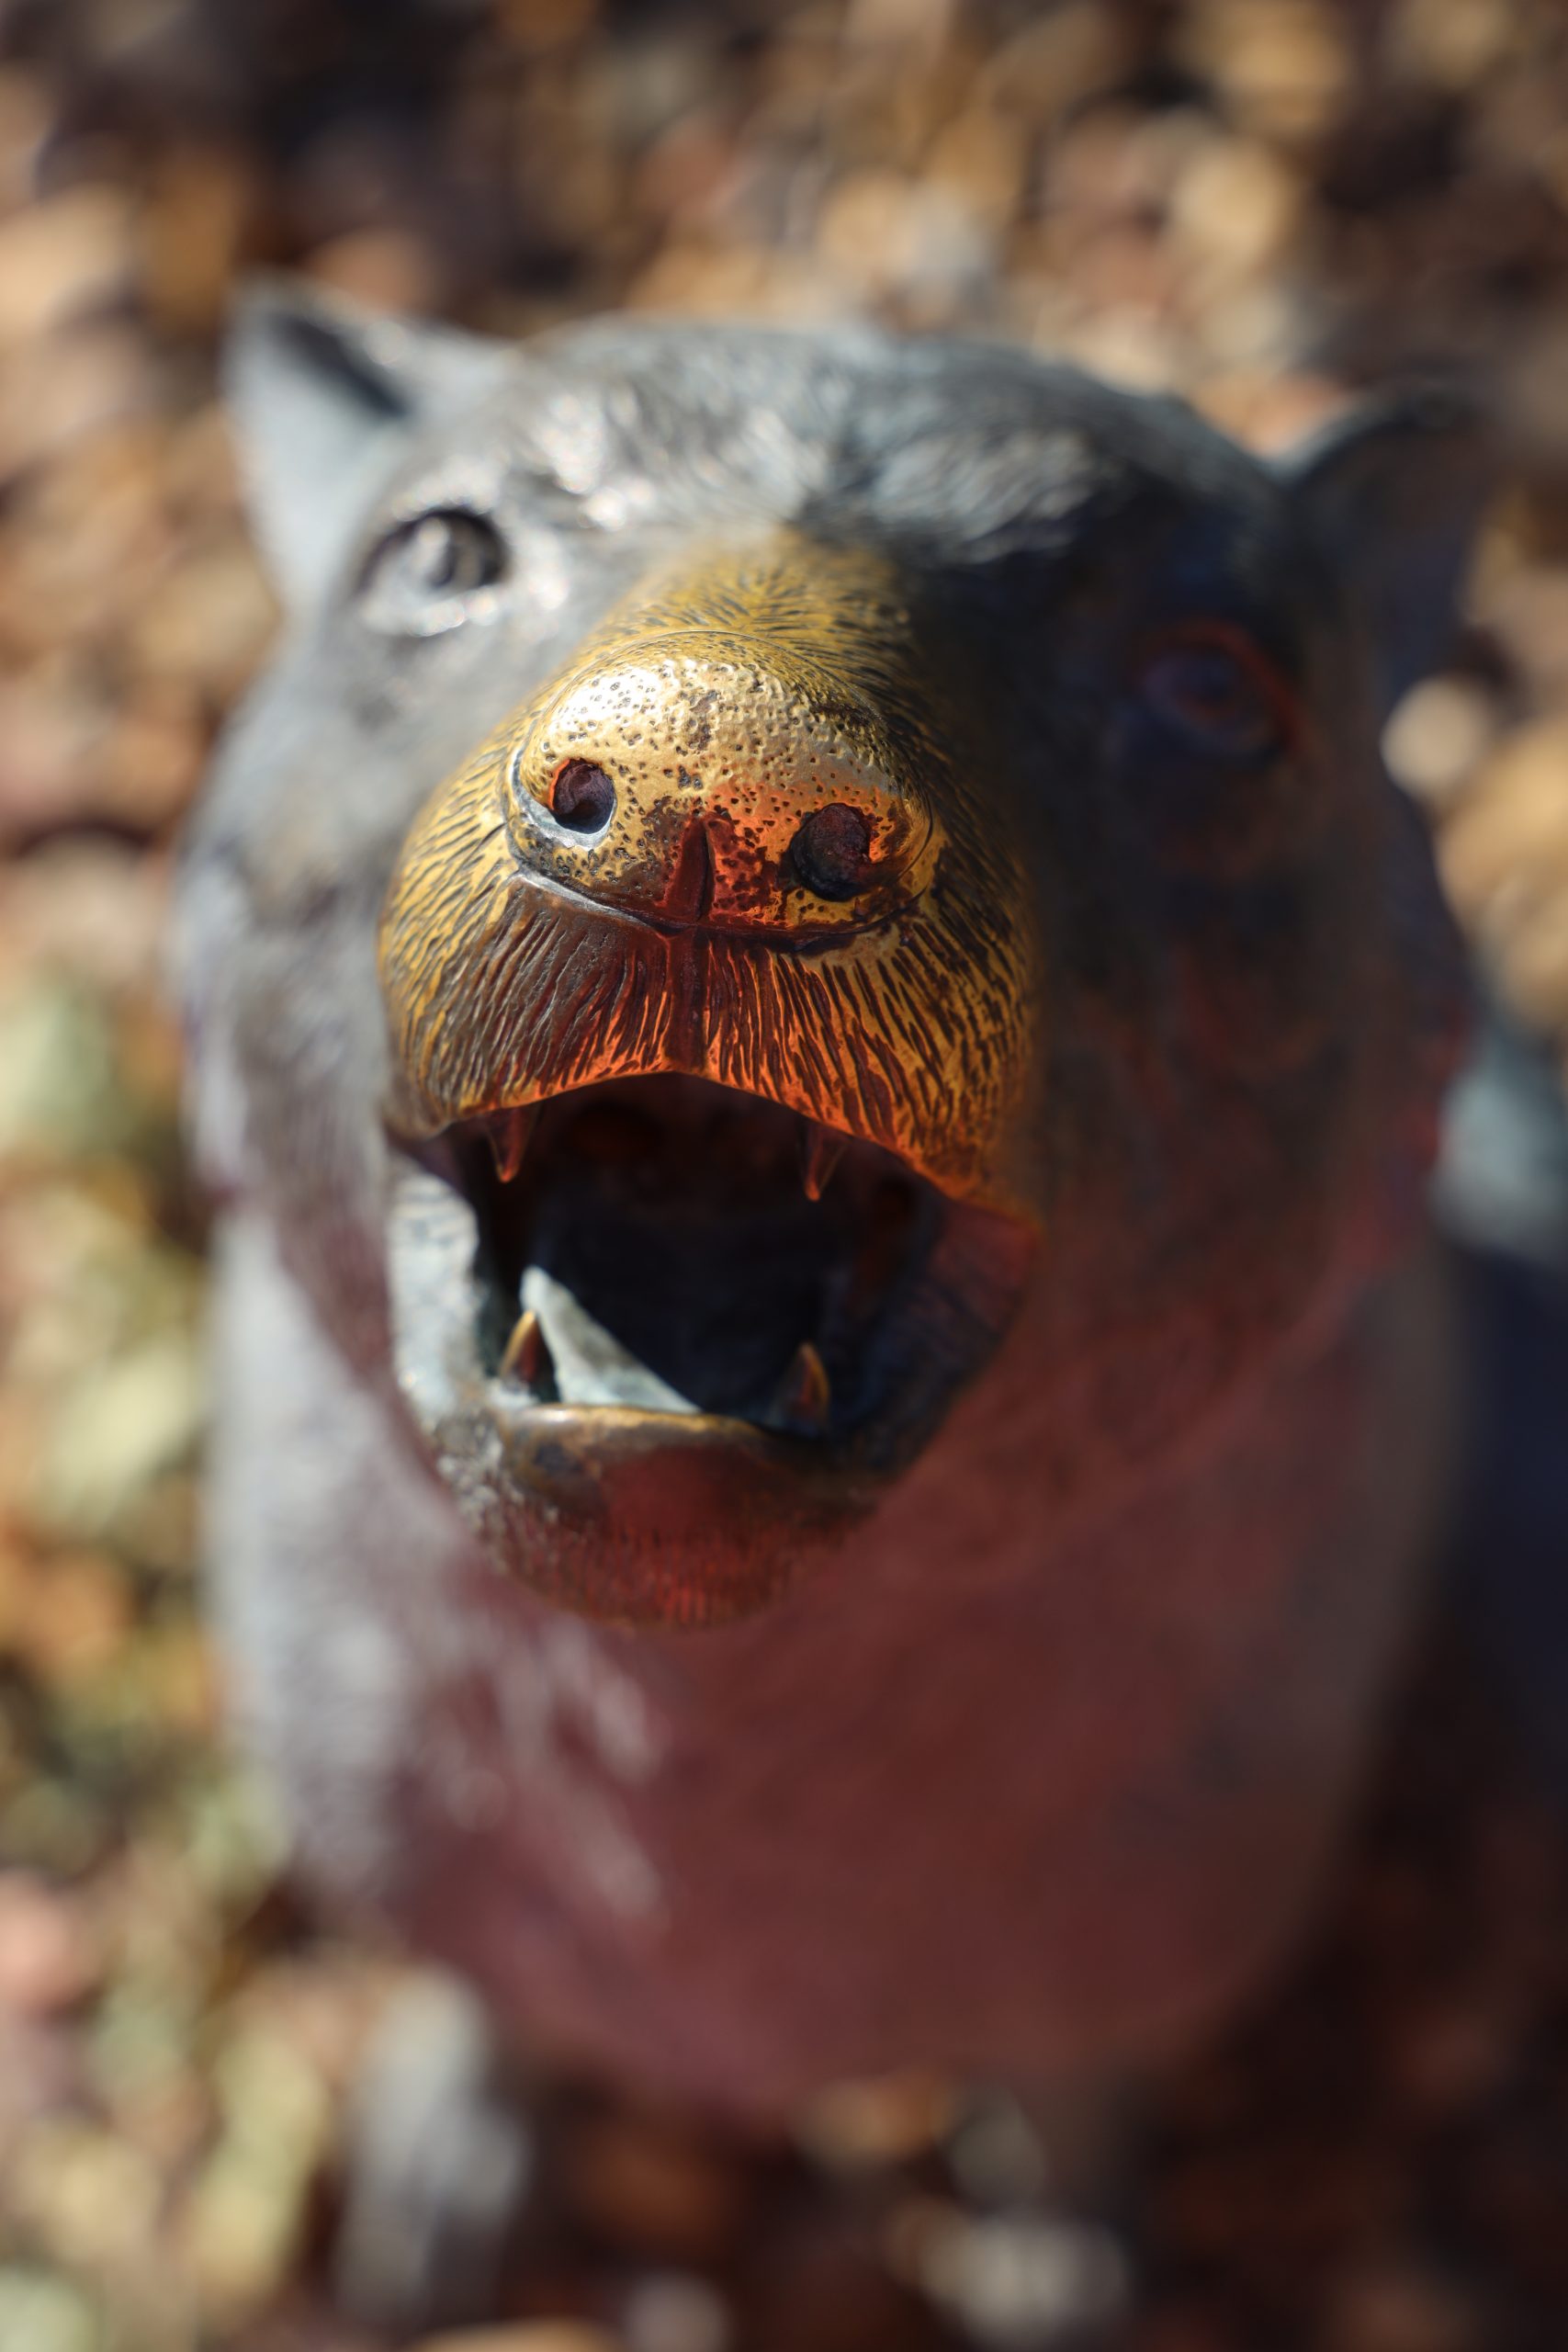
[1277,388,1496,718]
[224,277,511,615]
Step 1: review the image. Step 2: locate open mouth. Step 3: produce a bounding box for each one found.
[386,1073,1032,1476]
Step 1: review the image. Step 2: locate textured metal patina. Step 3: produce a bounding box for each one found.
[183,293,1495,2122]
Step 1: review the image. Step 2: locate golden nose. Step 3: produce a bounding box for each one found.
[503,643,932,932]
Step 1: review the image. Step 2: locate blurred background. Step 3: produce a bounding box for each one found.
[2,2,1568,2347]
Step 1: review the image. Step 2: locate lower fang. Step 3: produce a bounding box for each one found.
[778,1340,831,1434]
[523,1267,699,1414]
[500,1306,547,1387]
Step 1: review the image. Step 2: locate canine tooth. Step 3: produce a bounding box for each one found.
[800,1121,847,1202]
[524,1266,699,1413]
[779,1340,831,1433]
[500,1306,547,1387]
[489,1106,537,1183]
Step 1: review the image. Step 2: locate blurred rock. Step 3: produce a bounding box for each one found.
[622,2273,731,2352]
[1174,0,1353,142]
[126,532,277,701]
[0,975,124,1160]
[1439,717,1568,924]
[414,2330,623,2352]
[563,2104,748,2263]
[178,2018,334,2325]
[5,1552,133,1692]
[1168,134,1304,289]
[886,2200,1132,2346]
[0,324,154,488]
[40,1329,204,1545]
[0,186,135,348]
[307,227,448,317]
[1388,0,1521,94]
[138,142,255,337]
[751,2205,936,2352]
[796,2069,955,2172]
[944,2091,1051,2208]
[1322,2256,1483,2352]
[1383,677,1502,808]
[0,2268,100,2352]
[978,6,1132,123]
[0,1871,100,2016]
[9,2113,164,2270]
[0,679,96,842]
[0,841,171,995]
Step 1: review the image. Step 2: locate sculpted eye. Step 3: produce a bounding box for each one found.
[358,509,508,633]
[1136,628,1292,760]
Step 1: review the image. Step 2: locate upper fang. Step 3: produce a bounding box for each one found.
[778,1340,831,1434]
[490,1107,538,1183]
[800,1121,847,1202]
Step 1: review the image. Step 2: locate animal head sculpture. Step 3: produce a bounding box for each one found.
[181,288,1488,1627]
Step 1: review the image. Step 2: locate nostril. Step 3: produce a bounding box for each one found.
[551,758,616,834]
[791,802,873,899]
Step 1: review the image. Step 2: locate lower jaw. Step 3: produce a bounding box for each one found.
[426,1397,879,1627]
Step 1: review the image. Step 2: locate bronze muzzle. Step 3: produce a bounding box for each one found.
[378,533,1037,1209]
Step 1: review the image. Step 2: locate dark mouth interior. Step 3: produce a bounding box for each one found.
[417,1076,945,1442]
